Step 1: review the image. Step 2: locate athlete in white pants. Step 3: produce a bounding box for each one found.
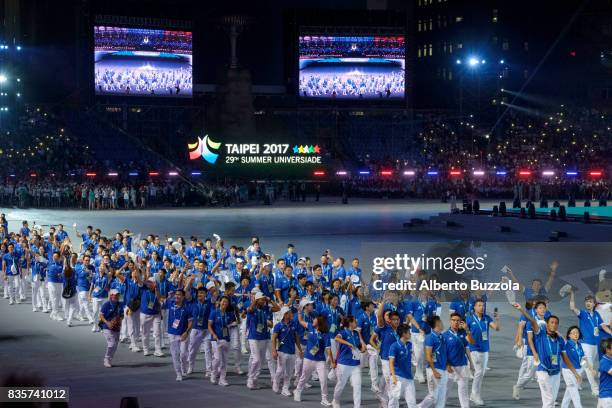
[271,307,301,396]
[141,312,163,356]
[186,288,211,374]
[332,317,366,408]
[561,326,587,408]
[47,281,63,320]
[77,290,94,323]
[445,314,474,408]
[208,296,235,386]
[246,293,280,389]
[389,324,418,408]
[418,317,448,408]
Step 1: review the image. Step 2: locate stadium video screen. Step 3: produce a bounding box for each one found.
[298,35,405,100]
[94,26,192,97]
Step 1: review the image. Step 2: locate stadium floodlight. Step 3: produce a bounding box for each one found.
[380,170,393,176]
[499,59,504,64]
[449,170,462,176]
[468,57,479,66]
[168,171,179,176]
[496,171,507,176]
[358,170,370,175]
[190,171,202,176]
[16,46,21,51]
[336,171,347,176]
[0,75,7,83]
[427,171,439,176]
[128,172,139,176]
[456,59,461,65]
[403,170,416,176]
[566,171,578,176]
[481,59,486,64]
[107,172,118,177]
[473,170,485,176]
[542,170,555,176]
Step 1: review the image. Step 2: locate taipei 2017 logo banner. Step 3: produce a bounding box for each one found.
[187,136,322,165]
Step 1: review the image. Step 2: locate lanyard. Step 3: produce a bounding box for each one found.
[447,329,462,343]
[585,311,598,329]
[546,335,559,364]
[568,340,583,360]
[474,314,488,334]
[174,304,184,322]
[279,322,293,344]
[196,302,206,320]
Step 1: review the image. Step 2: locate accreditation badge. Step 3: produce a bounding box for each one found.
[551,354,558,366]
[481,331,488,341]
[172,319,180,329]
[594,327,600,337]
[222,327,229,338]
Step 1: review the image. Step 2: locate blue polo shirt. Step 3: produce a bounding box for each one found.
[191,300,212,330]
[600,355,612,398]
[209,308,235,341]
[467,314,493,352]
[91,274,109,299]
[47,260,64,283]
[296,311,318,345]
[273,321,297,355]
[336,329,361,366]
[578,310,604,346]
[275,274,295,303]
[165,299,192,335]
[389,340,413,380]
[100,300,125,331]
[408,300,437,334]
[75,264,92,292]
[248,305,272,340]
[444,329,469,366]
[357,311,376,344]
[140,289,161,315]
[323,306,344,336]
[534,329,565,375]
[256,274,275,298]
[449,298,471,319]
[304,322,330,361]
[425,331,447,370]
[377,324,400,361]
[562,339,584,369]
[524,287,547,301]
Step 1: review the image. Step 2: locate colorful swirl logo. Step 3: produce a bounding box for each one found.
[188,135,222,164]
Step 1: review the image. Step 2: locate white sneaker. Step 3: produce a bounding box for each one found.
[272,382,280,393]
[56,316,64,321]
[512,385,520,400]
[176,374,183,382]
[131,346,141,352]
[186,367,193,375]
[103,360,112,368]
[332,400,341,408]
[219,380,229,387]
[236,367,244,375]
[32,308,38,312]
[8,300,14,305]
[154,351,165,357]
[20,296,26,301]
[241,348,249,355]
[321,398,332,407]
[143,351,152,356]
[281,389,292,397]
[293,391,301,402]
[42,309,49,313]
[66,322,72,327]
[470,396,485,406]
[211,376,218,384]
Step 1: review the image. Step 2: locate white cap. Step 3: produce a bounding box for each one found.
[279,306,291,316]
[205,281,216,290]
[350,274,360,283]
[299,298,314,309]
[254,292,266,301]
[236,257,245,264]
[109,289,120,296]
[298,257,306,263]
[167,237,173,242]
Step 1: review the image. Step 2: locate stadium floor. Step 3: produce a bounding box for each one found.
[0,199,601,407]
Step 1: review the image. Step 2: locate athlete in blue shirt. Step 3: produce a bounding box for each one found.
[165,289,192,382]
[514,303,581,408]
[466,299,500,405]
[371,303,401,408]
[420,315,448,408]
[445,313,475,408]
[388,324,417,408]
[271,306,301,396]
[246,291,280,389]
[332,316,366,408]
[569,289,612,395]
[294,315,334,406]
[599,338,612,407]
[99,289,125,368]
[560,326,587,408]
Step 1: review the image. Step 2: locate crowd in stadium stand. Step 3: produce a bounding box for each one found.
[94,26,192,53]
[1,105,611,208]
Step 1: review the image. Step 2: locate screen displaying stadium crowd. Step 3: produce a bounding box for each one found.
[299,36,405,100]
[94,26,193,97]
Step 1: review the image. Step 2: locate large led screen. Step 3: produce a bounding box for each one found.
[299,35,405,100]
[94,26,192,97]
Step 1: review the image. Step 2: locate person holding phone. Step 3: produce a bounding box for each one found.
[99,289,125,368]
[208,295,235,386]
[444,313,475,408]
[246,291,280,389]
[388,324,417,408]
[271,306,301,396]
[165,289,192,381]
[332,315,366,408]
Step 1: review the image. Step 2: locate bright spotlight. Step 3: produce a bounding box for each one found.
[468,57,479,66]
[499,59,504,64]
[456,59,461,64]
[16,46,21,51]
[0,75,7,83]
[481,59,486,64]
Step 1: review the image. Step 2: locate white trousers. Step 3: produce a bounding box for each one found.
[124,307,140,348]
[92,298,104,330]
[296,359,328,401]
[448,365,470,408]
[77,291,94,321]
[47,282,63,319]
[361,350,379,389]
[103,329,120,362]
[561,368,583,408]
[140,313,162,354]
[240,318,248,351]
[516,354,537,388]
[212,339,230,382]
[599,397,612,408]
[413,333,426,380]
[470,351,488,398]
[5,275,19,302]
[274,351,296,392]
[62,295,78,324]
[536,370,561,408]
[333,364,362,408]
[248,339,269,383]
[188,328,211,372]
[418,368,448,408]
[379,359,392,407]
[389,376,417,408]
[169,333,189,376]
[230,326,241,370]
[31,278,46,309]
[583,343,599,394]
